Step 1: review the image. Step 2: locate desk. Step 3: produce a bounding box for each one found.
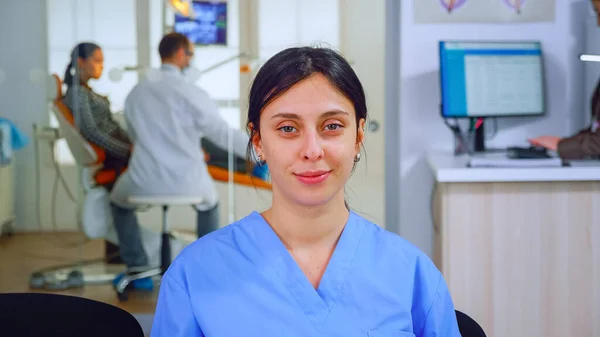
[429,152,600,337]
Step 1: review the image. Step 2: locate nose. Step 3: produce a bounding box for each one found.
[300,130,324,161]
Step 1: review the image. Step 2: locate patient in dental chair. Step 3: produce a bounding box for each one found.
[62,42,132,188]
[61,42,153,289]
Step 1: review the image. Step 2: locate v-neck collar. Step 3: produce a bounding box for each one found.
[249,211,365,329]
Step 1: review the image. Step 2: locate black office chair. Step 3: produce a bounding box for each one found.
[0,293,145,337]
[456,310,487,337]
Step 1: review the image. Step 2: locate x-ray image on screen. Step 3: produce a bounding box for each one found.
[174,1,227,46]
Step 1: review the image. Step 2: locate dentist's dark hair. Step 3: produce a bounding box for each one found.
[63,42,101,88]
[159,32,190,59]
[245,46,368,164]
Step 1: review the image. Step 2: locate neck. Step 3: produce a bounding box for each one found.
[262,188,349,251]
[79,75,90,86]
[162,60,182,70]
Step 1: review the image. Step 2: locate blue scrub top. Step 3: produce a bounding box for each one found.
[150,211,461,337]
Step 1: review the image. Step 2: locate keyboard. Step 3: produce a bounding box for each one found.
[506,146,551,159]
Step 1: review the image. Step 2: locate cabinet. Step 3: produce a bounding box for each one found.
[430,153,600,337]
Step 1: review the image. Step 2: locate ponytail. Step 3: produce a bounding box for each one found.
[63,60,74,89]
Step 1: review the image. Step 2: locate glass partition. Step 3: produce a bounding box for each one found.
[0,1,352,334]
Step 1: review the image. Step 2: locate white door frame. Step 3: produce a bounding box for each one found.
[384,0,401,233]
[135,0,152,72]
[238,0,260,129]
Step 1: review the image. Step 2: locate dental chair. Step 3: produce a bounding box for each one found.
[44,73,271,298]
[29,74,119,290]
[37,74,183,290]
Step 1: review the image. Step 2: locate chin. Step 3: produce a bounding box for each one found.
[291,197,333,208]
[288,186,342,208]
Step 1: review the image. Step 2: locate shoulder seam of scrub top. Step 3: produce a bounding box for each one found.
[164,270,190,295]
[416,271,443,336]
[162,251,194,295]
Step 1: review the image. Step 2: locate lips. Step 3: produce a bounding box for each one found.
[294,170,331,185]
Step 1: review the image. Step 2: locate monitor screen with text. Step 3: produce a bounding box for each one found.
[439,41,545,118]
[174,1,227,46]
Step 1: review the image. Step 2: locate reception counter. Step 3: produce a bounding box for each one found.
[430,152,600,182]
[429,152,600,337]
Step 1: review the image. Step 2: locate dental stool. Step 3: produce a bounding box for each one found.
[114,195,204,301]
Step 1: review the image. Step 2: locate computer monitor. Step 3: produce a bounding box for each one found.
[174,1,227,46]
[439,41,545,118]
[439,41,545,152]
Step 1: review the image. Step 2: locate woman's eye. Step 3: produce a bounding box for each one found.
[279,126,296,133]
[325,123,342,131]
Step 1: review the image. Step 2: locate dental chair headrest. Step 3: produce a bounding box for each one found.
[46,74,62,102]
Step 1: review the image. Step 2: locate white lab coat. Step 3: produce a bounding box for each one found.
[110,64,250,211]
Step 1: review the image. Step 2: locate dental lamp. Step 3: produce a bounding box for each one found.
[167,0,196,19]
[108,52,256,84]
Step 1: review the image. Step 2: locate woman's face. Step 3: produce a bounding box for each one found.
[253,73,365,208]
[78,48,104,81]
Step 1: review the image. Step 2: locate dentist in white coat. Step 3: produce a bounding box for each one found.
[110,32,252,283]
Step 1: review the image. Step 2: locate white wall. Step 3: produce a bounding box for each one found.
[259,0,339,57]
[0,0,50,231]
[398,0,588,256]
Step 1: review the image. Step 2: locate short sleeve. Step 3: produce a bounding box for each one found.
[150,273,204,337]
[417,275,462,337]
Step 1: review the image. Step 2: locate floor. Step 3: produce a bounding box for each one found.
[0,232,158,334]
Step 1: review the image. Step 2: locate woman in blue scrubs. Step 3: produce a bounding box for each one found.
[151,47,462,337]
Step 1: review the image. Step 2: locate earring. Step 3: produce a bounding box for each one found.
[258,155,266,166]
[354,153,361,163]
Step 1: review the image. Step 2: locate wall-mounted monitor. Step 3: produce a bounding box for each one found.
[174,1,227,46]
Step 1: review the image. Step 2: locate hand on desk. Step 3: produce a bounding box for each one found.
[528,136,561,151]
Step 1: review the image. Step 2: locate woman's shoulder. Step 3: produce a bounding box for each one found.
[168,213,263,263]
[355,213,425,255]
[163,212,269,288]
[63,84,94,101]
[353,212,441,278]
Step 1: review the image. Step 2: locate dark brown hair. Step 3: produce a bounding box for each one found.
[63,42,101,88]
[158,32,190,59]
[245,46,367,165]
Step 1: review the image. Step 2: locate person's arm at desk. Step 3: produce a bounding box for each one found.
[531,73,600,159]
[529,127,600,159]
[556,129,600,159]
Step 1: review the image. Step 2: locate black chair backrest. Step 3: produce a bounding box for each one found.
[0,293,145,337]
[456,310,487,337]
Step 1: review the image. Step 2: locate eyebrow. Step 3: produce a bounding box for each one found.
[270,110,350,120]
